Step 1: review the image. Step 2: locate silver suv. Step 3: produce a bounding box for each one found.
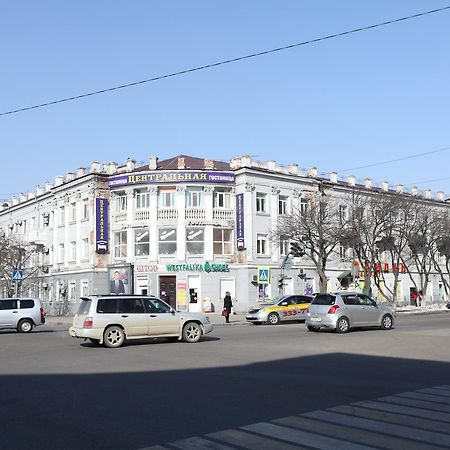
[305,292,394,333]
[69,295,213,348]
[0,297,46,333]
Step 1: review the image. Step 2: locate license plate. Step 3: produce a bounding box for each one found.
[311,317,322,322]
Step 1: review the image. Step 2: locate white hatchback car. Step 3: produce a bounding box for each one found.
[69,295,213,348]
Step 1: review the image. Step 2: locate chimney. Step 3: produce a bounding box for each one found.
[77,167,86,177]
[436,191,445,201]
[347,175,356,187]
[126,158,135,172]
[240,155,252,167]
[66,172,74,182]
[27,191,35,200]
[381,181,389,192]
[103,163,111,174]
[177,157,185,169]
[230,157,241,169]
[110,162,118,174]
[20,193,27,202]
[148,156,158,170]
[265,160,276,171]
[411,186,418,196]
[309,166,318,178]
[12,197,19,205]
[424,189,431,199]
[45,182,53,192]
[396,184,404,193]
[364,178,372,189]
[288,163,298,175]
[36,186,45,197]
[91,161,100,173]
[203,159,214,170]
[54,176,64,186]
[330,172,338,183]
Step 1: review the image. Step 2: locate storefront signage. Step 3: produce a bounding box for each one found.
[135,265,159,273]
[166,262,230,272]
[95,198,109,253]
[109,170,235,188]
[236,193,245,249]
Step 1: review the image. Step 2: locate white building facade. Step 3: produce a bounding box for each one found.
[1,154,449,314]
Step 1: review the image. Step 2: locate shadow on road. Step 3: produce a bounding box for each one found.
[2,353,449,450]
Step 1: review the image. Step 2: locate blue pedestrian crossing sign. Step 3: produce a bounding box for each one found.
[12,269,24,282]
[257,267,270,285]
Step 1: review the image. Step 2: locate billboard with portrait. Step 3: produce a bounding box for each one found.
[108,266,132,295]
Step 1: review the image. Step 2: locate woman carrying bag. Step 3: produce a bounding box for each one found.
[222,292,233,323]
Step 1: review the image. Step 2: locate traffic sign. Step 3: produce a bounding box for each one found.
[257,267,270,285]
[12,269,24,282]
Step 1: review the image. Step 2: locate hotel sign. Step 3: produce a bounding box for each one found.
[109,170,235,188]
[95,197,109,253]
[236,193,245,250]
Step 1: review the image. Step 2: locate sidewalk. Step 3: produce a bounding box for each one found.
[45,307,449,328]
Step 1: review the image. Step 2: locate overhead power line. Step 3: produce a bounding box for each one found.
[337,145,450,173]
[1,5,450,117]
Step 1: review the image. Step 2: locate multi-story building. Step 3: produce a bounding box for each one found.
[0,154,448,314]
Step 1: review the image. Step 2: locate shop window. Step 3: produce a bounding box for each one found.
[135,229,150,256]
[213,228,233,255]
[186,228,204,255]
[159,228,177,255]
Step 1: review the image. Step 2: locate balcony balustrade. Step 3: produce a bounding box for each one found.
[157,208,178,220]
[213,208,234,220]
[185,208,206,220]
[135,209,150,221]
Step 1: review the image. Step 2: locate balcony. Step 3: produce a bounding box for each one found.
[135,210,150,221]
[185,208,206,220]
[213,208,234,221]
[158,208,178,220]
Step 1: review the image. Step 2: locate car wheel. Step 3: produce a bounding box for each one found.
[17,319,33,333]
[88,338,101,346]
[267,313,280,325]
[103,326,125,348]
[182,322,202,343]
[336,317,350,334]
[381,314,393,330]
[307,325,319,332]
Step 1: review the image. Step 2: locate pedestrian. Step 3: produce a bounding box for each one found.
[223,291,233,323]
[418,290,423,307]
[411,289,418,307]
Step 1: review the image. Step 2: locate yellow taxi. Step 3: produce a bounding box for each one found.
[246,295,312,325]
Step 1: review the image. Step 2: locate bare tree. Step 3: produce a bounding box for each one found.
[273,185,344,293]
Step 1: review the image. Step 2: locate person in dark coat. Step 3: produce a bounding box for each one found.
[223,291,233,323]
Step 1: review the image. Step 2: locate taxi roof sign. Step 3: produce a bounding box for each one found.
[257,267,270,285]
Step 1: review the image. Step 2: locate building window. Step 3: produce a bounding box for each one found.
[339,205,348,223]
[213,189,231,208]
[81,238,89,260]
[186,188,203,207]
[58,243,65,263]
[159,228,177,255]
[81,280,89,297]
[114,231,127,258]
[70,203,77,222]
[257,234,269,255]
[186,228,205,255]
[59,206,65,226]
[300,198,309,215]
[69,241,76,261]
[115,194,127,212]
[31,216,36,229]
[256,193,267,213]
[280,239,289,256]
[158,189,176,208]
[22,220,27,233]
[136,190,150,209]
[69,282,76,301]
[82,199,89,220]
[278,196,288,215]
[213,228,233,255]
[134,229,150,256]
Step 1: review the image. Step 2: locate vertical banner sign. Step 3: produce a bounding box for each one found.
[95,197,109,253]
[236,193,245,250]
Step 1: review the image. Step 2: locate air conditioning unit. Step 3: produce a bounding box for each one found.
[252,275,258,282]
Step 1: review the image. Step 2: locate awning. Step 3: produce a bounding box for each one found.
[337,270,351,279]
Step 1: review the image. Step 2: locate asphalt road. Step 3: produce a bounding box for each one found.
[1,313,450,450]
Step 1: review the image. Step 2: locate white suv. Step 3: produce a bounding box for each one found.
[0,297,46,332]
[69,295,213,348]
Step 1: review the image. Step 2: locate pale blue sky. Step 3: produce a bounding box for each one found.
[1,1,450,200]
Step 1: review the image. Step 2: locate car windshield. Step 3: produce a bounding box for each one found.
[77,298,91,315]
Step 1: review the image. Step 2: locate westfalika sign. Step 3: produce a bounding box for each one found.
[166,262,230,273]
[109,170,235,188]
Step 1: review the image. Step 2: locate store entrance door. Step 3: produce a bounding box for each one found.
[159,276,176,308]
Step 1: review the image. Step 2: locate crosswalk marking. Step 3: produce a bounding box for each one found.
[150,385,450,449]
